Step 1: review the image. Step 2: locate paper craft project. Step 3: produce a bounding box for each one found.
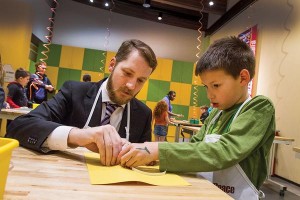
[85,152,191,186]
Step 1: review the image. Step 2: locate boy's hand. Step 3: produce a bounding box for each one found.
[119,142,159,168]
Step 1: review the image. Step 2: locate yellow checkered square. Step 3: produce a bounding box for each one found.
[170,82,191,106]
[81,71,104,82]
[46,66,59,89]
[59,46,84,70]
[150,58,173,81]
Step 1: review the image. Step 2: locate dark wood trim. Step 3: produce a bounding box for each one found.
[205,0,258,36]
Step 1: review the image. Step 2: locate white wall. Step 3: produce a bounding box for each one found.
[5,0,299,184]
[211,0,300,184]
[32,0,200,62]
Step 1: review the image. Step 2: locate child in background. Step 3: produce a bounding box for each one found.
[199,105,209,124]
[7,68,30,108]
[0,87,10,109]
[0,55,9,109]
[153,100,172,142]
[120,36,275,200]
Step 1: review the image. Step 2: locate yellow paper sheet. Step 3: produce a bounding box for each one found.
[85,152,191,186]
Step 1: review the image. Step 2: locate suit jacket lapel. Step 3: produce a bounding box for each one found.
[83,80,105,128]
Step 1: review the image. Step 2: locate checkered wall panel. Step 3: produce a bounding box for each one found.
[33,43,210,135]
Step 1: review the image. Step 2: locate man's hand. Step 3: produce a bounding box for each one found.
[177,114,184,118]
[119,142,159,168]
[45,84,54,92]
[67,125,122,166]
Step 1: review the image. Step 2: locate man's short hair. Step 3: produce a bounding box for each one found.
[115,39,157,73]
[35,61,47,70]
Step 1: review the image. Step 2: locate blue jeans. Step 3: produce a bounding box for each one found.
[154,125,167,136]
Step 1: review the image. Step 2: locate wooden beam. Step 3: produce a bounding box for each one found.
[205,0,258,36]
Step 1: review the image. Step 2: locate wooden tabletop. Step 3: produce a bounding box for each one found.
[4,147,233,200]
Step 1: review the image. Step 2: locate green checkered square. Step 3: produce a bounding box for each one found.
[171,61,193,84]
[57,68,81,89]
[172,105,189,120]
[37,43,61,67]
[190,85,210,106]
[82,48,106,72]
[147,80,170,102]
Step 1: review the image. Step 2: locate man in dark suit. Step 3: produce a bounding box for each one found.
[6,39,157,166]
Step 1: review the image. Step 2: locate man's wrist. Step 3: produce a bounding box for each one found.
[68,128,81,148]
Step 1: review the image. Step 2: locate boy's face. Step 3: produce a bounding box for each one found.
[200,69,249,110]
[19,76,30,87]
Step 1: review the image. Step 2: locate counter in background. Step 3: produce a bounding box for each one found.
[171,119,202,142]
[294,147,300,159]
[0,108,31,137]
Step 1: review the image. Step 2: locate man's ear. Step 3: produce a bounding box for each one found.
[109,57,116,72]
[240,69,251,86]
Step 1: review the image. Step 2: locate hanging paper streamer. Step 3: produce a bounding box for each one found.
[191,0,204,120]
[40,0,59,64]
[100,1,115,73]
[275,0,293,121]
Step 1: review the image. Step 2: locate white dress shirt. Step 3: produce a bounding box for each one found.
[42,79,125,151]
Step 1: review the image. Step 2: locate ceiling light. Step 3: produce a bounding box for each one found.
[143,0,151,8]
[104,2,109,7]
[158,12,162,21]
[209,1,214,6]
[89,0,94,3]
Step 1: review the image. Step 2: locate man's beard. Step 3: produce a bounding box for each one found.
[106,74,135,105]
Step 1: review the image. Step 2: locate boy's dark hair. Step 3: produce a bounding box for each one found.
[195,36,255,79]
[15,68,30,79]
[82,74,91,82]
[115,39,157,73]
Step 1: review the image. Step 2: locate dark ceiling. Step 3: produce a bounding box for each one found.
[68,0,257,36]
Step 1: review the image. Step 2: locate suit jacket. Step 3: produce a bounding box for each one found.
[6,79,152,152]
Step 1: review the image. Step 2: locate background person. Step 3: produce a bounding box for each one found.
[199,105,209,124]
[6,39,158,167]
[27,61,54,105]
[119,36,275,200]
[0,55,9,109]
[82,74,91,82]
[6,68,30,108]
[153,100,173,142]
[0,87,9,109]
[162,90,184,118]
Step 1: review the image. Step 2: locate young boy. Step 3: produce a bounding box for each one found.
[119,36,275,200]
[199,105,209,124]
[7,68,30,108]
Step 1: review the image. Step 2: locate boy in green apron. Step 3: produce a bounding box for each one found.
[119,36,275,199]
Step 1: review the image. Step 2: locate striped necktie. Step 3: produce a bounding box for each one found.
[101,102,119,125]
